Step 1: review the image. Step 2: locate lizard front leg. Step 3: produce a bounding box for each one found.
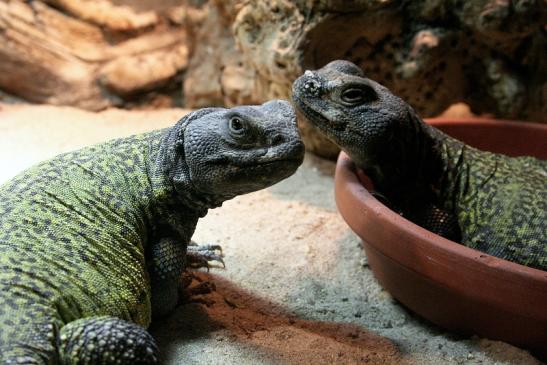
[149,238,224,318]
[149,237,186,318]
[59,316,158,365]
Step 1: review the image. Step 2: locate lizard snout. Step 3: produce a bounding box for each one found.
[293,70,324,98]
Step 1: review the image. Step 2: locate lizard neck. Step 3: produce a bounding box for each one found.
[364,108,445,204]
[147,127,231,218]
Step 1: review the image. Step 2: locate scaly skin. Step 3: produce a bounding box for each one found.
[0,100,304,364]
[292,60,546,270]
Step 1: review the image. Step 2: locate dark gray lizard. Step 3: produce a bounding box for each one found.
[0,100,304,364]
[292,60,546,270]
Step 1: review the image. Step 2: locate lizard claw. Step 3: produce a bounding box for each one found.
[186,243,225,270]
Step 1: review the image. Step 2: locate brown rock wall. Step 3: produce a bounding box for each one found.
[228,0,546,156]
[1,0,544,157]
[0,0,189,110]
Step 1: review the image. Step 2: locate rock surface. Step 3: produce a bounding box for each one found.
[181,0,256,108]
[0,0,189,110]
[231,0,546,157]
[1,0,544,157]
[0,104,543,365]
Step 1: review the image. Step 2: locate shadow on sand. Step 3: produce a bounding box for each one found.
[151,273,403,364]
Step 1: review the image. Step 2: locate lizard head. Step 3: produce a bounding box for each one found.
[165,100,304,200]
[292,60,412,168]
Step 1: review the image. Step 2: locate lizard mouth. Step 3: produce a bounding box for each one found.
[246,152,305,169]
[223,157,302,185]
[293,93,371,142]
[246,158,301,172]
[293,95,347,132]
[207,154,303,169]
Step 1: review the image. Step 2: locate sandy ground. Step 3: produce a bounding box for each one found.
[0,103,543,365]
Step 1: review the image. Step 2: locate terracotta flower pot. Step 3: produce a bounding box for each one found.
[334,118,547,356]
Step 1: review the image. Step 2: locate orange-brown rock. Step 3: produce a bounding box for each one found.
[0,0,188,110]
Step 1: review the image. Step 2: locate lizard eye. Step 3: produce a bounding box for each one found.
[229,116,247,135]
[340,86,376,105]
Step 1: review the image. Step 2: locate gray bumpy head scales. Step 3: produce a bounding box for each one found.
[157,100,305,208]
[292,60,428,187]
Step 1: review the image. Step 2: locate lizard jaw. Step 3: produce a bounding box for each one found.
[293,95,347,133]
[204,154,302,169]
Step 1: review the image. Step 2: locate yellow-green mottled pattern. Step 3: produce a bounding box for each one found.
[439,137,547,270]
[0,130,167,361]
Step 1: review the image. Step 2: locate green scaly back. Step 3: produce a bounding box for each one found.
[438,135,546,267]
[0,131,167,361]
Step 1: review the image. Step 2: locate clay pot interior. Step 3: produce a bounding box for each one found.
[334,118,547,356]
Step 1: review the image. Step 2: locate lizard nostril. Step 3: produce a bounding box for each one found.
[303,80,321,96]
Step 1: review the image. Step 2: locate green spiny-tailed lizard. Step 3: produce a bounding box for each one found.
[0,101,304,364]
[292,60,546,271]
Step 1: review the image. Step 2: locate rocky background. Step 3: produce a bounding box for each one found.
[1,0,545,156]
